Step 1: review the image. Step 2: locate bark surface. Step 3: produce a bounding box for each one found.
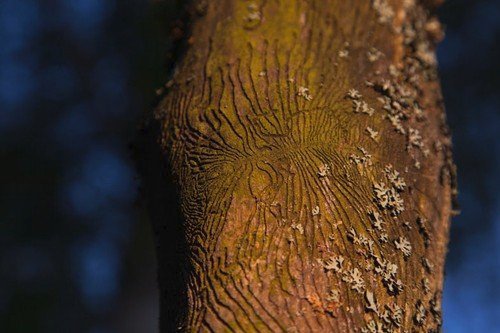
[148,0,457,332]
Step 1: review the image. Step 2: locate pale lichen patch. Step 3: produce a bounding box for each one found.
[380,303,404,328]
[243,2,262,29]
[343,267,365,293]
[366,127,379,141]
[346,89,362,100]
[414,103,425,121]
[367,209,385,231]
[297,86,313,101]
[317,164,330,177]
[353,100,375,116]
[332,220,343,229]
[364,290,379,315]
[346,88,374,115]
[384,164,406,191]
[338,50,349,58]
[422,257,434,274]
[417,216,431,247]
[407,127,424,149]
[386,113,406,134]
[373,182,405,216]
[372,0,395,24]
[394,237,412,258]
[379,233,389,244]
[338,42,350,58]
[321,255,344,273]
[430,292,443,325]
[414,300,427,326]
[422,277,431,294]
[367,47,384,63]
[374,257,403,295]
[350,146,373,166]
[416,41,437,66]
[291,222,304,235]
[347,228,362,245]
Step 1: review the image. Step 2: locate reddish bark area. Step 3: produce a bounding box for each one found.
[148,1,456,331]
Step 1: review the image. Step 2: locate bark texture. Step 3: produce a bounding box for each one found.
[148,0,457,331]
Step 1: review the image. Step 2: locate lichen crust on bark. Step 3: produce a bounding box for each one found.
[154,0,456,332]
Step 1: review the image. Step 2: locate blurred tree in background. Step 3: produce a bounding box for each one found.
[0,0,498,332]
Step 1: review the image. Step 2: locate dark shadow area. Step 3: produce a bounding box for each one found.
[134,118,190,332]
[133,1,195,331]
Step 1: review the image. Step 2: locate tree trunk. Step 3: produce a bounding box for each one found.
[142,0,457,331]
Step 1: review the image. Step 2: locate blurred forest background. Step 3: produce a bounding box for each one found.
[1,0,499,332]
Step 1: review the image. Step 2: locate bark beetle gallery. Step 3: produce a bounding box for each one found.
[147,0,457,331]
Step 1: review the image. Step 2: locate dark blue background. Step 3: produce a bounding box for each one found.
[0,0,498,332]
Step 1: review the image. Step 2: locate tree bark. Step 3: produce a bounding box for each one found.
[143,0,457,331]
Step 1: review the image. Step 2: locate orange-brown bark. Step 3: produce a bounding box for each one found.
[147,0,456,331]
